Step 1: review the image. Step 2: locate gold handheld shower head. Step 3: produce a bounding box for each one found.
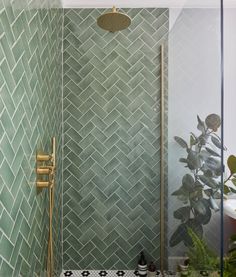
[97,6,131,32]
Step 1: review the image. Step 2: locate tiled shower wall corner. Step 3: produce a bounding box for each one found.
[0,1,63,276]
[63,8,169,270]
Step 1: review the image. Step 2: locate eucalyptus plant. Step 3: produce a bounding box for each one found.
[170,114,223,247]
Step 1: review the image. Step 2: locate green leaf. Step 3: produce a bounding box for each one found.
[170,224,187,247]
[173,206,191,222]
[189,182,203,199]
[199,134,208,146]
[170,220,204,248]
[187,150,201,170]
[172,187,185,196]
[205,114,221,131]
[199,175,218,189]
[182,174,195,191]
[211,136,222,149]
[203,169,213,178]
[197,115,205,132]
[224,185,231,194]
[195,206,212,225]
[192,200,207,215]
[172,187,189,203]
[179,158,188,163]
[190,134,197,146]
[213,190,222,199]
[184,220,203,247]
[231,178,236,186]
[230,187,236,193]
[227,155,236,174]
[204,189,213,197]
[204,157,221,176]
[199,150,211,160]
[178,196,189,204]
[205,147,220,157]
[209,196,219,212]
[174,136,188,149]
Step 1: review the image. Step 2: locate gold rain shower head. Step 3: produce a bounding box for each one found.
[97,6,131,32]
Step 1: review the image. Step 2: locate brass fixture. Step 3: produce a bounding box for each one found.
[36,167,52,175]
[36,154,52,161]
[36,181,52,188]
[97,6,131,32]
[160,44,165,274]
[36,137,56,277]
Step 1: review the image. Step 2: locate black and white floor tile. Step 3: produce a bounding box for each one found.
[61,270,178,277]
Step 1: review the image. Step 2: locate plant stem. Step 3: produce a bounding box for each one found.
[224,174,233,184]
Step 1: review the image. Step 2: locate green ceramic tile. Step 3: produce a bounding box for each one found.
[91,236,107,251]
[79,229,96,244]
[0,260,14,277]
[104,206,120,221]
[0,1,63,275]
[0,235,14,260]
[0,210,14,237]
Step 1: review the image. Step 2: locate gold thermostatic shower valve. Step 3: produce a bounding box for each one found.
[36,137,56,189]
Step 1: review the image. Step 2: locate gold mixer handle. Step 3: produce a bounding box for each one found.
[36,167,53,175]
[37,154,52,162]
[36,181,52,189]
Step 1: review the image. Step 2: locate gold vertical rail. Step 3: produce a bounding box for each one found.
[51,137,56,276]
[160,44,165,274]
[47,137,56,277]
[47,185,53,277]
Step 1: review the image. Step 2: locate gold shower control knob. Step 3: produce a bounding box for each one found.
[36,154,52,161]
[36,181,51,188]
[36,167,52,174]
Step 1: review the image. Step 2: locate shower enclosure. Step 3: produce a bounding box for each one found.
[1,0,233,276]
[63,1,224,275]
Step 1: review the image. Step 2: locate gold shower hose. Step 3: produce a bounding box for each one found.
[36,137,56,277]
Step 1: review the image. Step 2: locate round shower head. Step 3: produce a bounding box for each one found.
[97,6,131,32]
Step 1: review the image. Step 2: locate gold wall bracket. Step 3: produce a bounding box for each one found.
[36,137,56,277]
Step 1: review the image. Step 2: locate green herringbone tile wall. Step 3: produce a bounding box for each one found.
[0,1,63,276]
[63,8,169,270]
